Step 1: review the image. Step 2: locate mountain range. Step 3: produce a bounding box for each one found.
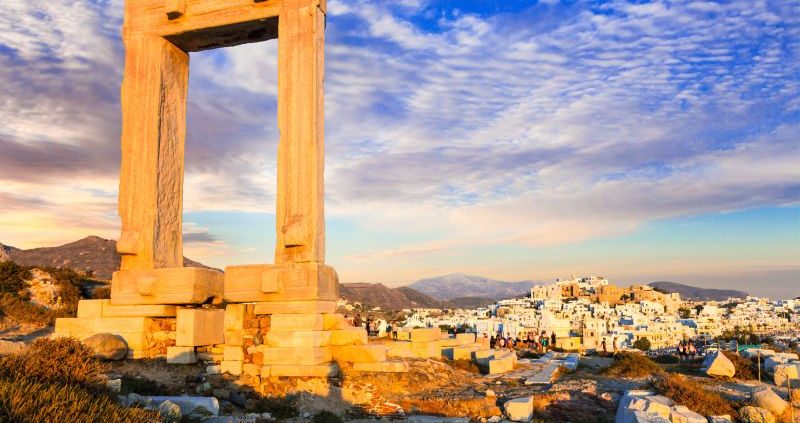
[407,273,537,300]
[0,236,210,279]
[648,281,748,301]
[1,236,751,307]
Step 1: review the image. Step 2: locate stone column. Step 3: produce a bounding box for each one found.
[275,0,326,265]
[117,35,189,271]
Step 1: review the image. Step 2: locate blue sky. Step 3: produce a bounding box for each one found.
[0,0,798,297]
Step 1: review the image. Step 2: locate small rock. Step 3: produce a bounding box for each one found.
[106,378,122,393]
[127,393,152,407]
[213,388,230,400]
[157,400,182,423]
[301,412,311,418]
[82,333,127,360]
[738,406,776,423]
[207,365,221,375]
[709,416,734,423]
[488,416,502,423]
[485,389,496,397]
[260,412,273,421]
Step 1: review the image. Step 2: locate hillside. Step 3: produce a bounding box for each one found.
[0,236,210,280]
[649,281,748,301]
[408,273,537,300]
[446,296,496,309]
[339,283,443,310]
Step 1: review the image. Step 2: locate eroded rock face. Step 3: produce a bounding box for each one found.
[750,387,787,416]
[738,406,776,423]
[704,352,735,378]
[82,333,128,360]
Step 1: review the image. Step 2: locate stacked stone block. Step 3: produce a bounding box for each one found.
[55,299,181,359]
[385,328,514,374]
[219,300,408,379]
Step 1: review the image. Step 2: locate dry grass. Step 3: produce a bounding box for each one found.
[0,337,108,391]
[721,351,757,380]
[601,352,664,378]
[0,337,161,422]
[651,373,738,417]
[0,377,159,423]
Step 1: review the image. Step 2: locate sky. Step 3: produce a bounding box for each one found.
[0,0,799,298]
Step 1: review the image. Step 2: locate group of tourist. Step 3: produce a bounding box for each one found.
[344,313,396,337]
[677,339,699,360]
[489,331,558,352]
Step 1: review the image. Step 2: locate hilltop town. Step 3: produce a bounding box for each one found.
[340,276,799,354]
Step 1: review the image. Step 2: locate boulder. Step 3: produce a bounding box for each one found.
[504,396,534,422]
[704,352,735,378]
[670,405,707,423]
[772,363,799,388]
[763,356,789,373]
[750,386,787,416]
[630,411,670,423]
[157,400,182,423]
[82,333,127,360]
[738,406,775,423]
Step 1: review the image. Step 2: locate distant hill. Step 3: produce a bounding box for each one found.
[649,281,748,301]
[446,296,496,309]
[339,283,443,310]
[408,273,537,300]
[0,236,211,280]
[338,283,496,310]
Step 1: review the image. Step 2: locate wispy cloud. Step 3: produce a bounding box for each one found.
[0,0,797,293]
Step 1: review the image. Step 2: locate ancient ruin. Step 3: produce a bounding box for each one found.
[53,0,491,379]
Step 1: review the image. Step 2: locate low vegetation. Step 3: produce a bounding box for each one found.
[0,338,160,422]
[0,261,88,325]
[651,373,738,417]
[248,397,299,419]
[313,410,344,423]
[602,352,663,378]
[633,337,652,352]
[721,351,757,380]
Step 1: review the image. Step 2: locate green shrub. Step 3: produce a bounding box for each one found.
[633,337,651,352]
[313,410,344,423]
[651,373,737,417]
[602,352,663,378]
[653,354,679,364]
[0,262,29,295]
[249,397,299,419]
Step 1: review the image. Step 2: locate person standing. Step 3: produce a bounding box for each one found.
[353,313,362,328]
[601,339,607,355]
[551,332,557,348]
